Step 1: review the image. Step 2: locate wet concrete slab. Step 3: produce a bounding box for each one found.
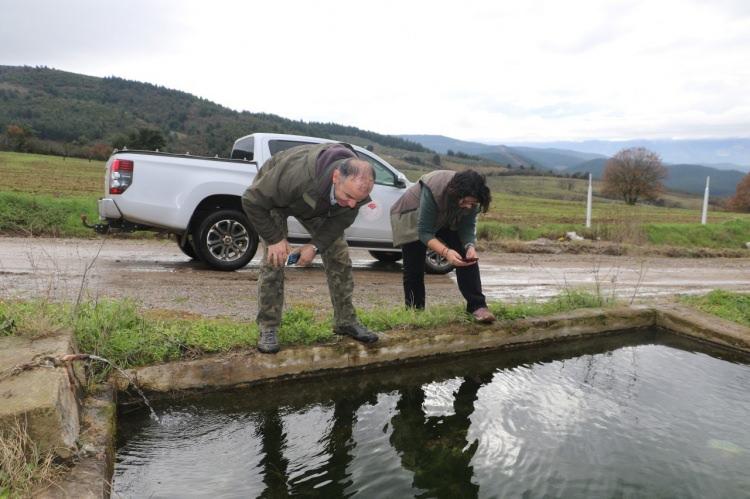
[0,332,80,458]
[110,305,746,395]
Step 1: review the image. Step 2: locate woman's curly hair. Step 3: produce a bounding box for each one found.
[445,170,492,213]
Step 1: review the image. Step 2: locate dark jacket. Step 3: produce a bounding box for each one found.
[390,170,477,247]
[241,143,371,251]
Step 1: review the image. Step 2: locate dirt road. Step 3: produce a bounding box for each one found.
[1,237,749,321]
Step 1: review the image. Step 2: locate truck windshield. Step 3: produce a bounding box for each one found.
[231,137,254,160]
[268,140,315,156]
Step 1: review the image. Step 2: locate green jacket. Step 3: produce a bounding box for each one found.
[241,143,371,252]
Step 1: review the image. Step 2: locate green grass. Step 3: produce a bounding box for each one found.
[0,191,99,237]
[2,151,748,246]
[0,151,103,196]
[0,151,102,237]
[644,219,750,249]
[478,218,750,249]
[680,290,750,327]
[0,291,610,374]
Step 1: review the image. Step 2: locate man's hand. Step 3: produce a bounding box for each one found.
[465,245,478,261]
[267,239,291,268]
[296,244,318,266]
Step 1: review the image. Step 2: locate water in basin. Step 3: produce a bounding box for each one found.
[114,329,750,498]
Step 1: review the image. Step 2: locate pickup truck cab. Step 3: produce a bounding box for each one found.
[95,133,451,273]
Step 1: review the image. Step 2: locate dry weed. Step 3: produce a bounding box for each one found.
[0,417,65,497]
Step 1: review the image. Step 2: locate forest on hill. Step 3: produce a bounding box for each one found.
[0,65,429,159]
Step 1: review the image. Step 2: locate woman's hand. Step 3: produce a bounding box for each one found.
[445,249,476,267]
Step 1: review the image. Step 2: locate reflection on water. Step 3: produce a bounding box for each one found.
[114,330,750,498]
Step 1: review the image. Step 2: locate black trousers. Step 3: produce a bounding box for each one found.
[401,227,487,312]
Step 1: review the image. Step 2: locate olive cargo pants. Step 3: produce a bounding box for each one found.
[256,211,357,331]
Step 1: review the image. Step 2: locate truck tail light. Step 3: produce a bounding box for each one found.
[110,159,134,194]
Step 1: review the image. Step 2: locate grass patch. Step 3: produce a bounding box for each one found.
[0,418,65,497]
[478,217,750,250]
[3,151,749,249]
[680,290,750,328]
[0,151,102,197]
[645,219,750,249]
[0,291,610,374]
[0,191,98,237]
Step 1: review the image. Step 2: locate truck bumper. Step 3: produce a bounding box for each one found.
[98,198,122,219]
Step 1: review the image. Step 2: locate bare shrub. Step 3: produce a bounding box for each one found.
[602,147,667,205]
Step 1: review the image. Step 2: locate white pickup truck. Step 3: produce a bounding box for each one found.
[91,133,451,273]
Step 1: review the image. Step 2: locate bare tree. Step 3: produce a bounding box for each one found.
[602,147,667,205]
[727,172,750,212]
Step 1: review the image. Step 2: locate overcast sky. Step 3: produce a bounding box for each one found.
[1,0,749,143]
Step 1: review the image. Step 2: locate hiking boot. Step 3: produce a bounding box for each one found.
[258,328,280,354]
[472,307,496,324]
[333,323,379,344]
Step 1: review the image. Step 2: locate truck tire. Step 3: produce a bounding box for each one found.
[193,210,258,271]
[369,250,402,263]
[177,236,199,260]
[425,249,454,275]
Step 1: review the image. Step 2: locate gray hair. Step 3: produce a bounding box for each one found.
[338,158,375,184]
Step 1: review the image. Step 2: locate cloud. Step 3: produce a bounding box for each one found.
[0,0,186,67]
[0,0,748,142]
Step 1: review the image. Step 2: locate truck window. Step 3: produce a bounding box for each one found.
[356,152,397,187]
[230,137,254,160]
[268,140,314,156]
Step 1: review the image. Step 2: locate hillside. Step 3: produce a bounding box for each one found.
[565,159,746,197]
[0,65,429,157]
[401,134,607,170]
[506,138,750,172]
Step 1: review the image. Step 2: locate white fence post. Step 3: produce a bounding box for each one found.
[701,176,710,225]
[586,173,592,229]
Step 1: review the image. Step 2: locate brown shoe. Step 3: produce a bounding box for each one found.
[472,307,496,323]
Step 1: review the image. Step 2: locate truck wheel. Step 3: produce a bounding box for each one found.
[369,250,402,263]
[425,249,454,275]
[177,236,199,260]
[193,210,258,271]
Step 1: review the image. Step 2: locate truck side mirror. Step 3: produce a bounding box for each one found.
[395,177,407,188]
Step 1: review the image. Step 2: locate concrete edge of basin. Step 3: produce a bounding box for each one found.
[653,304,750,352]
[100,304,748,496]
[115,306,662,394]
[36,384,116,499]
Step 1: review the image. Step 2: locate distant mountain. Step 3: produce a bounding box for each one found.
[475,146,542,168]
[400,134,602,169]
[400,135,489,155]
[700,162,750,172]
[0,65,429,157]
[506,139,750,172]
[565,159,745,197]
[507,147,605,170]
[568,158,607,178]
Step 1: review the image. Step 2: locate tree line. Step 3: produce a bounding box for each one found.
[0,65,429,159]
